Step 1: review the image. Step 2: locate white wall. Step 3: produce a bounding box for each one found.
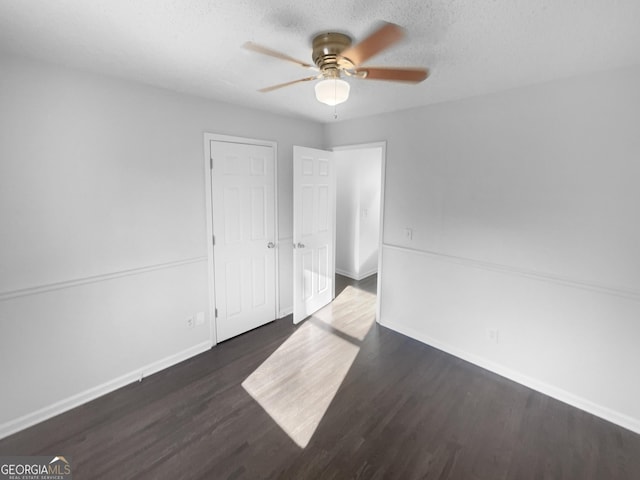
[0,53,323,437]
[4,50,640,439]
[335,148,382,280]
[335,153,359,277]
[325,64,640,433]
[357,148,382,277]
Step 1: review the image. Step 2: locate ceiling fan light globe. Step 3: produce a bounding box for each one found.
[314,78,350,106]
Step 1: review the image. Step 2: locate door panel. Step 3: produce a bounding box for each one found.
[225,262,242,316]
[318,245,329,292]
[250,187,266,240]
[252,257,267,308]
[293,146,336,323]
[211,141,276,341]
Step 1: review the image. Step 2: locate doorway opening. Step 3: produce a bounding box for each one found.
[333,142,386,320]
[292,142,386,325]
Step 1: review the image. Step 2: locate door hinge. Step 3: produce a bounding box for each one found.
[212,235,215,246]
[215,308,218,318]
[210,157,213,170]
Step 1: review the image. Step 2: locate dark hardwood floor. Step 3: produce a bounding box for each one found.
[1,273,639,479]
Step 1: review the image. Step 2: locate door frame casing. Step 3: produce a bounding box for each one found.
[203,133,279,346]
[332,141,387,324]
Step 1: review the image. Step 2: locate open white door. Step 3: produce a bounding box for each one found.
[211,140,277,341]
[293,146,336,324]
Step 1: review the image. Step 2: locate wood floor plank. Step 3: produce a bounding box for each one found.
[1,274,640,479]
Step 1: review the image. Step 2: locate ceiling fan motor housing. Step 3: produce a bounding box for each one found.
[312,32,353,77]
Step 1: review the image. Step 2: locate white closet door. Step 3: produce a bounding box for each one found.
[211,141,276,341]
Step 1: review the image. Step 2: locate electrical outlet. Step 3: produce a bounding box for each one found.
[187,317,194,328]
[195,311,205,326]
[487,328,499,344]
[404,228,413,241]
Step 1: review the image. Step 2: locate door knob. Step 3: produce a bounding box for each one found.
[267,242,275,249]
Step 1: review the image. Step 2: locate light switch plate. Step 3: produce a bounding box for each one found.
[404,228,413,240]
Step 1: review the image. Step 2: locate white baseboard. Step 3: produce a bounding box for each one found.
[335,268,357,279]
[382,320,640,436]
[336,268,378,281]
[278,307,293,319]
[357,269,378,281]
[0,340,212,440]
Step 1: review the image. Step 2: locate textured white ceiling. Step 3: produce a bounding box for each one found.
[1,0,639,123]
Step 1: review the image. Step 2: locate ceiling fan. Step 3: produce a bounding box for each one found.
[243,22,429,106]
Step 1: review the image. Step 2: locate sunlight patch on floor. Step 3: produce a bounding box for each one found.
[242,285,375,448]
[312,286,376,341]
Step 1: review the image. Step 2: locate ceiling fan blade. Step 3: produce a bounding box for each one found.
[355,67,429,83]
[340,22,405,67]
[258,75,319,93]
[243,42,315,69]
